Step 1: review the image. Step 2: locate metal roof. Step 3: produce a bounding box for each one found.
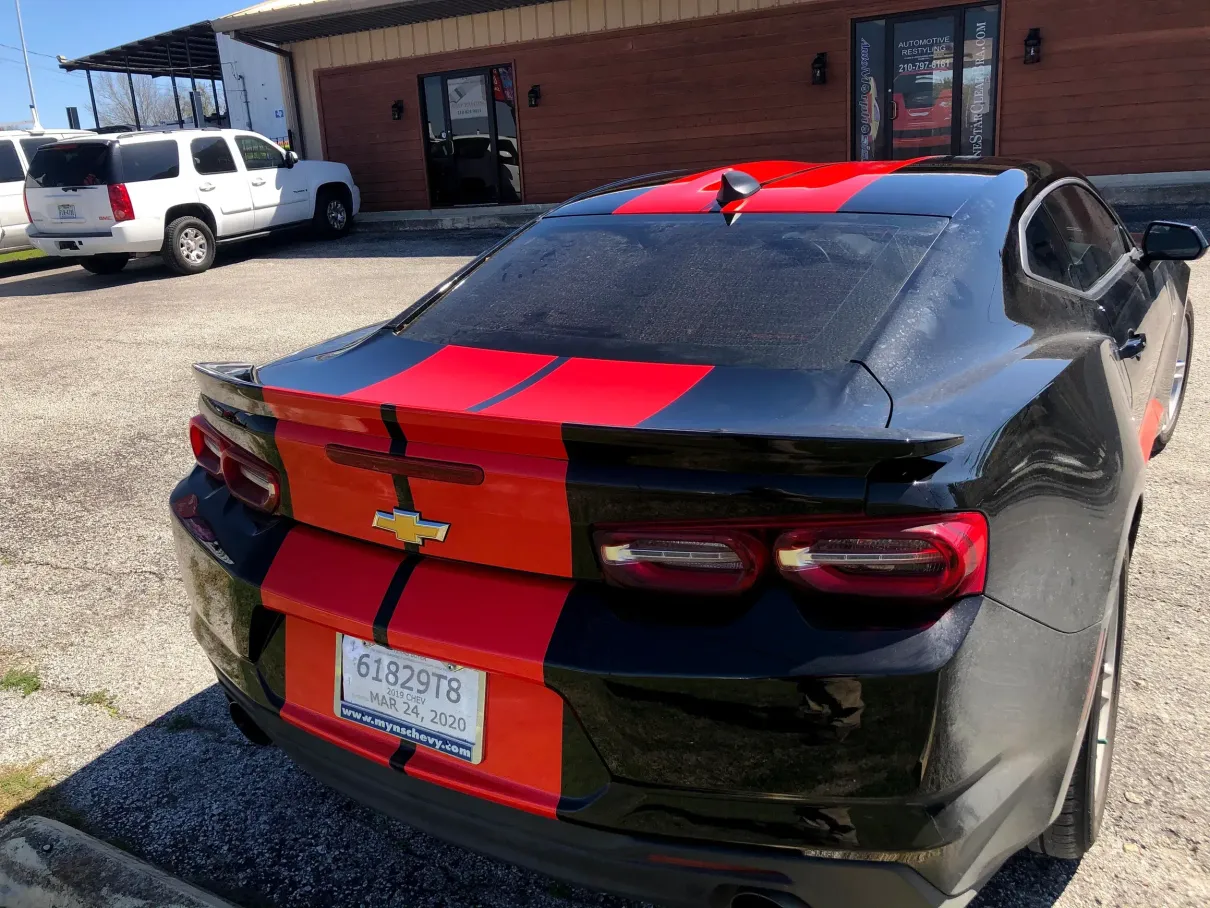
[58,22,222,79]
[213,0,543,45]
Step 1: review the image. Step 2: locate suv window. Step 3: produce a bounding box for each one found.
[1023,208,1070,285]
[0,140,23,183]
[191,137,237,174]
[402,213,948,370]
[20,136,59,161]
[121,141,180,181]
[26,142,115,188]
[1041,185,1130,292]
[235,135,284,170]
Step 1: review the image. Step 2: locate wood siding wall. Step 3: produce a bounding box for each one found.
[293,0,1210,211]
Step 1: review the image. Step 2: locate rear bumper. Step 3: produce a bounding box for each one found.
[172,468,1105,901]
[27,220,163,255]
[218,670,973,908]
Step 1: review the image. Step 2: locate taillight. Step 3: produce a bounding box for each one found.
[22,188,31,223]
[594,513,987,600]
[775,514,987,602]
[596,530,766,595]
[188,416,280,513]
[108,183,134,222]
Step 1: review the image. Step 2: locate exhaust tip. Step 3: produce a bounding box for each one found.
[731,891,811,908]
[227,697,273,746]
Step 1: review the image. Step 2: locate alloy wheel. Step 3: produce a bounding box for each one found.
[179,227,209,265]
[1091,591,1122,824]
[326,199,347,230]
[1165,312,1191,432]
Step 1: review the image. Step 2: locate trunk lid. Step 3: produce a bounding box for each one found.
[194,332,960,580]
[24,141,118,235]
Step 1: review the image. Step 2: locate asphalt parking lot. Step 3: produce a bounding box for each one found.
[1,228,1208,908]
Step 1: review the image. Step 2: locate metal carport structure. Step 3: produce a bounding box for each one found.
[57,22,228,132]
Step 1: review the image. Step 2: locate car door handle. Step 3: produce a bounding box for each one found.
[1119,332,1146,359]
[250,178,266,186]
[198,183,215,192]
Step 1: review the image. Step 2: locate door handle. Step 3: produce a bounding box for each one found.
[889,100,899,120]
[250,178,266,186]
[1119,332,1146,359]
[198,183,215,192]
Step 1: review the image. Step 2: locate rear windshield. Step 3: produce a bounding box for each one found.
[26,143,114,188]
[401,213,947,369]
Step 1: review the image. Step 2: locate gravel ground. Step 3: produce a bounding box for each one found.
[1,227,1208,908]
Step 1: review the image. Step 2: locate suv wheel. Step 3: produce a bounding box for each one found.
[1033,554,1127,859]
[80,254,130,275]
[164,216,216,275]
[1152,301,1194,457]
[314,188,352,238]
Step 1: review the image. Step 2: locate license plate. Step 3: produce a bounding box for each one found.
[337,635,486,763]
[56,203,77,219]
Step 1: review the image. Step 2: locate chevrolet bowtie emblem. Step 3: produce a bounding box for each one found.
[371,508,450,546]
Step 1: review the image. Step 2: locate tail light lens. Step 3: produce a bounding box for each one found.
[595,513,987,601]
[188,416,280,513]
[108,183,134,222]
[22,188,31,223]
[775,514,987,602]
[596,530,766,595]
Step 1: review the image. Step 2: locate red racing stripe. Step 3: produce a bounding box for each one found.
[733,159,930,214]
[480,357,712,426]
[1139,397,1164,462]
[612,161,812,215]
[343,345,557,411]
[386,559,572,817]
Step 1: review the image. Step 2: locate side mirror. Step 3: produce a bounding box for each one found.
[285,150,299,168]
[1142,220,1208,263]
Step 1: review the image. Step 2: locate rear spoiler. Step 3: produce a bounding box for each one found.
[194,361,963,473]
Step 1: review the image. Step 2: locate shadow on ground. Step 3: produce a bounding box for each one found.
[7,685,1076,908]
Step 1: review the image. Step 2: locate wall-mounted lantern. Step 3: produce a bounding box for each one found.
[528,84,542,108]
[391,99,405,120]
[1024,28,1041,64]
[811,53,827,86]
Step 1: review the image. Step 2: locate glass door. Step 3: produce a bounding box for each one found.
[420,64,523,207]
[852,4,1000,161]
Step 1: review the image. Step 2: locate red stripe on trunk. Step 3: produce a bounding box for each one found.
[344,345,557,411]
[480,357,712,426]
[387,559,571,816]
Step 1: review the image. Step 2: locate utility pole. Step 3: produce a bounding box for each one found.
[14,0,42,129]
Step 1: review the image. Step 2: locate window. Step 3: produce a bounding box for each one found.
[0,140,23,183]
[121,141,180,181]
[191,137,237,174]
[19,136,58,161]
[235,135,284,170]
[1023,209,1070,285]
[25,142,115,188]
[1041,185,1129,292]
[402,213,947,370]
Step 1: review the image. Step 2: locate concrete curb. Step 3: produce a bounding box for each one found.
[356,203,553,232]
[1092,171,1210,207]
[0,815,239,908]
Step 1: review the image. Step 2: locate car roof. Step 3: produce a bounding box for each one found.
[551,157,1075,219]
[0,129,94,139]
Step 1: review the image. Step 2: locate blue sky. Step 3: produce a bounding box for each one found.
[1,0,241,128]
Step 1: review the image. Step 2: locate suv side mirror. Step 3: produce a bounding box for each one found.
[1142,220,1208,263]
[285,150,299,168]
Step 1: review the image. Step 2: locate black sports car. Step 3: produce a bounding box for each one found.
[171,157,1203,908]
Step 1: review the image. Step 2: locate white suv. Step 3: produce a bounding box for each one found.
[1,128,96,254]
[24,129,360,275]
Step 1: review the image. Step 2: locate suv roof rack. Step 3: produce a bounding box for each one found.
[113,127,224,139]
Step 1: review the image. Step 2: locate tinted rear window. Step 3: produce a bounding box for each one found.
[121,141,180,181]
[26,143,114,188]
[401,213,947,369]
[20,136,59,161]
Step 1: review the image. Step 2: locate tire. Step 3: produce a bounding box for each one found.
[163,216,216,275]
[1033,555,1127,859]
[1152,301,1194,456]
[313,187,352,238]
[79,253,130,275]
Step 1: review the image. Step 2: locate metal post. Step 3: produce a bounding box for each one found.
[13,0,41,128]
[211,78,222,121]
[184,38,198,93]
[165,42,183,128]
[86,69,99,128]
[126,58,141,130]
